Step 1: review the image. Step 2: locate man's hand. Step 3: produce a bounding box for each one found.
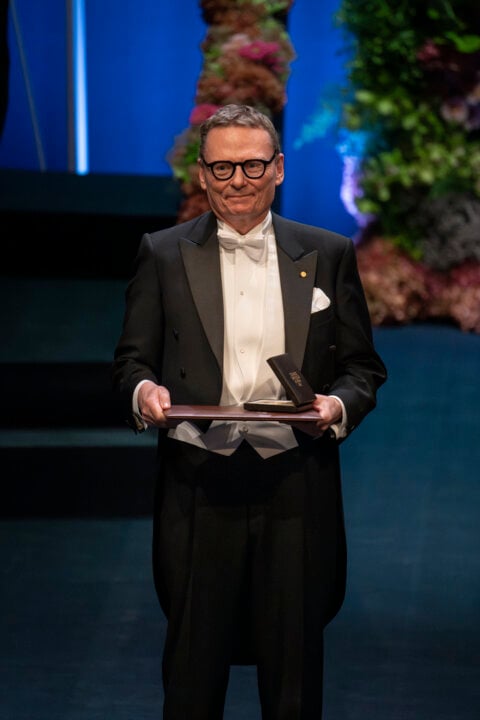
[137,381,172,427]
[286,394,343,438]
[312,394,343,432]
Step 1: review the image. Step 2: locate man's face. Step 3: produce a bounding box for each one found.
[198,126,284,234]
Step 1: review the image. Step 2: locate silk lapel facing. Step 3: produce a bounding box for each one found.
[179,213,224,371]
[273,214,318,370]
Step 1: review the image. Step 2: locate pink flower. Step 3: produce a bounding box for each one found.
[189,103,221,126]
[417,40,441,64]
[238,41,284,74]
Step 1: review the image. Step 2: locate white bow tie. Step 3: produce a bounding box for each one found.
[217,227,266,262]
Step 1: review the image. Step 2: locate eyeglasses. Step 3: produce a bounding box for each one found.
[200,151,277,180]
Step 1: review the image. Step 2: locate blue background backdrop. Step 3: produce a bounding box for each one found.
[0,0,356,237]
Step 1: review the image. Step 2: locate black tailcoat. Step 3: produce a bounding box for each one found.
[112,210,387,664]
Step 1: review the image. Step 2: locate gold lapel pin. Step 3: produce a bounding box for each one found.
[300,270,307,278]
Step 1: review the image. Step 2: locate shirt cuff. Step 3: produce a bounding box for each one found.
[328,394,348,439]
[132,379,150,432]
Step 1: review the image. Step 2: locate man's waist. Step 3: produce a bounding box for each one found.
[168,418,298,459]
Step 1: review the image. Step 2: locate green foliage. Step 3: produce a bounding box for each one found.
[333,0,480,256]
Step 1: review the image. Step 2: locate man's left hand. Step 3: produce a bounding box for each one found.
[312,394,342,432]
[285,394,343,438]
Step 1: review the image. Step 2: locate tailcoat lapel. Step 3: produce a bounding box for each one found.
[179,213,224,371]
[273,215,318,369]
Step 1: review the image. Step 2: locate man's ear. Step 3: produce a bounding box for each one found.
[198,159,207,190]
[275,153,285,186]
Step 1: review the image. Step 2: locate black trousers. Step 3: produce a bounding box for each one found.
[152,436,346,720]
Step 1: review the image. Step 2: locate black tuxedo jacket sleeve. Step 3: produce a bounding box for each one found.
[112,211,387,438]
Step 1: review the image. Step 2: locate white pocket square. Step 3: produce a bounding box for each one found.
[311,287,331,313]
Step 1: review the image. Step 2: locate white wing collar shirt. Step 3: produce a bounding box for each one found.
[171,211,298,459]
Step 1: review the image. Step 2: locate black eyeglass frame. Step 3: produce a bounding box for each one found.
[200,151,277,180]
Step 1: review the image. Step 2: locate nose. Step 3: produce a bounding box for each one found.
[230,165,247,187]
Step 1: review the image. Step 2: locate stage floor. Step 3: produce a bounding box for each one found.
[1,323,479,719]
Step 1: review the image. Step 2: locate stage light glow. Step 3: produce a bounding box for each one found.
[72,0,89,174]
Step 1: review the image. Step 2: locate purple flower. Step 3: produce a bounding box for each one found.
[189,104,221,125]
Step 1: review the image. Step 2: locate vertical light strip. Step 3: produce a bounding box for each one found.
[10,0,47,170]
[72,0,89,174]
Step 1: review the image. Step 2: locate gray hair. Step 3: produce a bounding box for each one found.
[199,104,281,155]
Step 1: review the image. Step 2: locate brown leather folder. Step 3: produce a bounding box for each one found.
[164,405,319,422]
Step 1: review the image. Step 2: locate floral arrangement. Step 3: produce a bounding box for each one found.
[296,0,480,332]
[167,0,296,223]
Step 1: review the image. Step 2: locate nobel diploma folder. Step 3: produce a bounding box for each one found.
[163,405,319,422]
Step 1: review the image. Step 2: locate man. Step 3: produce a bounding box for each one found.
[112,104,387,719]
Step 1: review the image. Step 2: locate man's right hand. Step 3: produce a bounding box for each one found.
[137,381,172,427]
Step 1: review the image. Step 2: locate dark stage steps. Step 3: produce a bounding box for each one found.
[0,429,157,517]
[1,277,158,518]
[0,169,182,519]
